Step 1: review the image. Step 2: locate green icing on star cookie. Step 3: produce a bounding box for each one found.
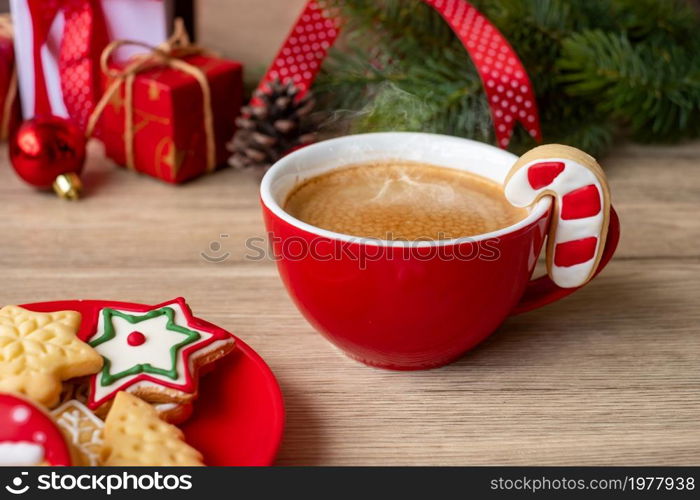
[89,307,201,386]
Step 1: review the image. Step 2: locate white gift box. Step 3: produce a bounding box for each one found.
[10,0,171,119]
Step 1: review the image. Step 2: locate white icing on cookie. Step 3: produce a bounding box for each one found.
[505,154,609,288]
[154,403,178,412]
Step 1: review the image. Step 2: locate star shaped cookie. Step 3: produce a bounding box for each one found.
[86,298,235,409]
[0,306,103,407]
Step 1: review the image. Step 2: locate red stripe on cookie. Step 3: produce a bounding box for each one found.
[554,237,598,267]
[527,161,565,189]
[561,184,601,220]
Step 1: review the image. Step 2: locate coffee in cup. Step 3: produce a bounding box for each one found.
[283,160,527,240]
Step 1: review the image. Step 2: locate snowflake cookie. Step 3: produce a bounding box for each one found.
[0,306,103,407]
[52,399,104,466]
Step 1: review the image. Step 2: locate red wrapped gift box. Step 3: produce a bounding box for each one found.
[98,53,243,184]
[0,14,19,141]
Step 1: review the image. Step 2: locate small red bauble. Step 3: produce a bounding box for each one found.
[9,115,87,200]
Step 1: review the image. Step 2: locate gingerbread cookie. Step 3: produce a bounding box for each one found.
[61,378,193,424]
[52,400,104,466]
[100,391,204,466]
[0,306,103,407]
[58,377,91,406]
[153,402,194,425]
[504,144,611,288]
[0,393,72,466]
[86,298,235,410]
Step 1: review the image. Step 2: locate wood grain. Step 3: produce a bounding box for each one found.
[0,141,698,465]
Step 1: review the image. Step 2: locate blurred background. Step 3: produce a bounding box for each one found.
[0,0,305,79]
[5,0,700,158]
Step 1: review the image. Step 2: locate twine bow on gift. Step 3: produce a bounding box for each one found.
[86,19,216,174]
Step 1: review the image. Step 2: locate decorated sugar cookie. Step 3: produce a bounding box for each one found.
[101,391,204,466]
[52,400,104,466]
[86,298,235,410]
[505,144,611,288]
[0,393,72,466]
[0,306,103,407]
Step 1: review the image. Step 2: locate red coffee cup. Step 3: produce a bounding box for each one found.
[261,133,620,370]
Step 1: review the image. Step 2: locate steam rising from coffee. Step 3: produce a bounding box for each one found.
[315,81,492,140]
[317,82,433,137]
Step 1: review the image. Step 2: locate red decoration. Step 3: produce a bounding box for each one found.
[254,0,541,148]
[95,46,243,184]
[25,0,109,130]
[9,115,86,199]
[0,15,19,141]
[0,393,72,466]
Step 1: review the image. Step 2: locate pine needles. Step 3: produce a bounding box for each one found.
[313,0,700,156]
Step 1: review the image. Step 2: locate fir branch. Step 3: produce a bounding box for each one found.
[558,30,700,141]
[315,0,490,139]
[313,0,700,156]
[612,0,700,46]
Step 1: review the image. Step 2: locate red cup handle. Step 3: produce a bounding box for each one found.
[512,207,620,315]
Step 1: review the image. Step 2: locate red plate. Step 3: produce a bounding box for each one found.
[20,300,285,466]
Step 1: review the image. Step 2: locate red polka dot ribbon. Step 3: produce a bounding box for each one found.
[255,0,542,148]
[26,0,108,130]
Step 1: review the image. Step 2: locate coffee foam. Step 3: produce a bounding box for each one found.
[284,160,527,241]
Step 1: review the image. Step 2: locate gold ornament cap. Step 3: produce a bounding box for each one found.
[52,173,82,200]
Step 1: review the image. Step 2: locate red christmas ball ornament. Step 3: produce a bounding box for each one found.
[9,115,87,200]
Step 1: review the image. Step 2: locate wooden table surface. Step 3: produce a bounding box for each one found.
[1,141,698,465]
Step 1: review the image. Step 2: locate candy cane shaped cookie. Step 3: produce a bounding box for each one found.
[504,144,611,288]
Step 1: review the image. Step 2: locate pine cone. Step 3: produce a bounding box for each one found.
[228,79,317,170]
